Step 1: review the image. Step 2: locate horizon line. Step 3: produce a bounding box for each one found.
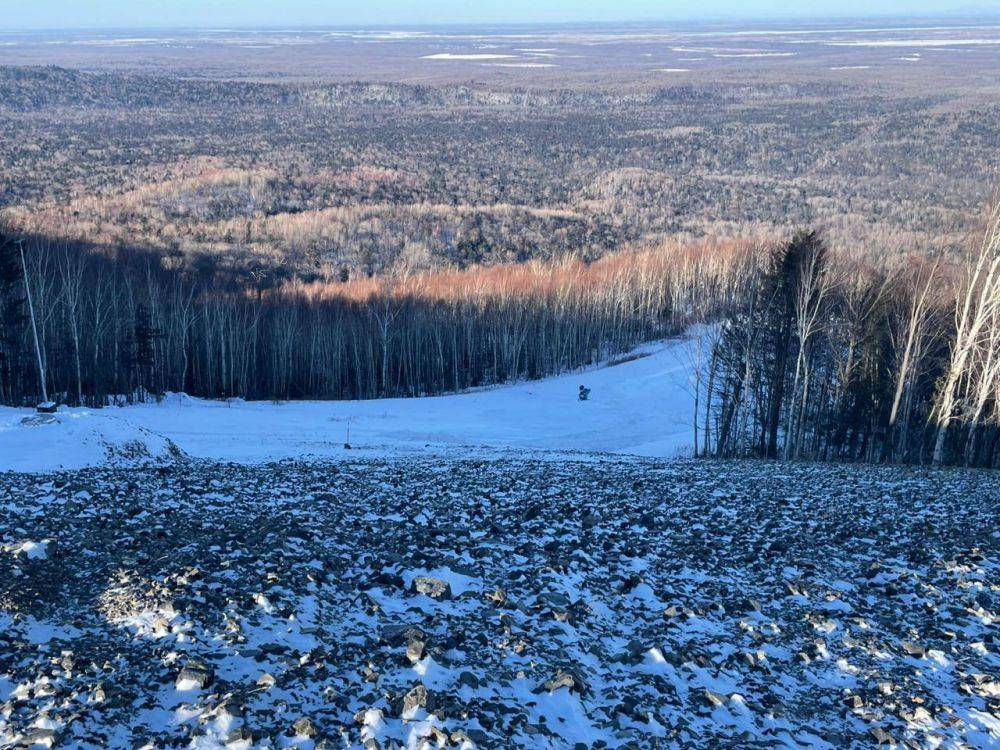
[4,11,1000,34]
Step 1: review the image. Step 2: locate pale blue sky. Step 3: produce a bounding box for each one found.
[5,0,999,30]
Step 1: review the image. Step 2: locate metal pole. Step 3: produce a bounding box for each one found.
[19,240,49,404]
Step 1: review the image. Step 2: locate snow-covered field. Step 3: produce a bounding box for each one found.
[1,458,997,748]
[421,53,517,61]
[0,340,696,474]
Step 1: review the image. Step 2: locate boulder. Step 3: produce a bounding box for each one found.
[410,575,452,600]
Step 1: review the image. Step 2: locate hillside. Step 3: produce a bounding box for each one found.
[1,16,998,750]
[2,457,996,748]
[0,339,695,473]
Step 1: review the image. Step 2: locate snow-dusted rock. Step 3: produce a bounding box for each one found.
[0,457,996,748]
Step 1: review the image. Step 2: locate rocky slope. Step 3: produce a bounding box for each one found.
[1,458,997,748]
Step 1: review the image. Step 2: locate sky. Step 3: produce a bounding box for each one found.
[4,0,999,30]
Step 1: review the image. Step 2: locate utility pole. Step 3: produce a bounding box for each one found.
[19,240,49,404]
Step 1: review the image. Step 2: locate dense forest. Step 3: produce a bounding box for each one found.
[1,190,998,467]
[0,231,725,405]
[2,66,996,279]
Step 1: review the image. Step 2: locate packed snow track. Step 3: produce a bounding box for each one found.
[0,340,694,473]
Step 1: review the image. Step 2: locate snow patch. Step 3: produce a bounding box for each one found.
[827,38,1000,47]
[714,52,796,58]
[0,409,183,473]
[6,539,49,560]
[485,62,556,68]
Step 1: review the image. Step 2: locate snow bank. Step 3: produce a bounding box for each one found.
[0,410,183,473]
[0,338,697,473]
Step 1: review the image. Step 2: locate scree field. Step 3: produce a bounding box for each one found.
[1,458,997,749]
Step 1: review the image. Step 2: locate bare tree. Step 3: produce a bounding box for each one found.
[932,192,1000,465]
[784,232,833,460]
[19,240,48,404]
[56,244,89,404]
[887,257,940,461]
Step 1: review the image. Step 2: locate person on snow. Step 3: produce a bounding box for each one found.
[579,385,591,401]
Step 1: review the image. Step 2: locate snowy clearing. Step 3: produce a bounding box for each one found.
[825,38,1000,47]
[713,52,797,58]
[485,63,556,69]
[0,458,996,748]
[0,339,695,474]
[421,53,517,61]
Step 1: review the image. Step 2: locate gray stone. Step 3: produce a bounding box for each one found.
[177,661,213,690]
[225,727,253,745]
[537,670,585,695]
[292,717,318,737]
[402,684,429,715]
[410,576,452,600]
[256,672,276,689]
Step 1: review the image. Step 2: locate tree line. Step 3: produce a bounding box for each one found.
[0,232,744,407]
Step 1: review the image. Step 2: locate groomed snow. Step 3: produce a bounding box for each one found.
[0,338,697,473]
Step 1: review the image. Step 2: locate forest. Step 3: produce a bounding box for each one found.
[2,66,997,280]
[1,189,998,467]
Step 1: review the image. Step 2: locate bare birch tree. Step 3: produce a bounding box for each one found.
[932,192,1000,465]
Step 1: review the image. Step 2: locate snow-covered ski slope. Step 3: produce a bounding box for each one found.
[0,339,695,473]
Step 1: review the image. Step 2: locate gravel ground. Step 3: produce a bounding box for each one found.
[1,458,997,749]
